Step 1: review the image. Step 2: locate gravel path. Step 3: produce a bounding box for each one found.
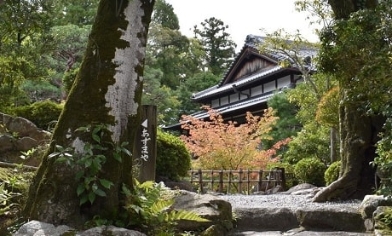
[218,193,362,210]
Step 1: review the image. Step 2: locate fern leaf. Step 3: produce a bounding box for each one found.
[168,210,210,222]
[150,199,173,214]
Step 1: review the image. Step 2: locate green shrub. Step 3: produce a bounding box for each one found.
[12,100,63,130]
[156,130,191,181]
[294,157,326,186]
[324,160,341,185]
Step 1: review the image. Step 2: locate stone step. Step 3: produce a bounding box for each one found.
[232,207,367,233]
[229,229,374,235]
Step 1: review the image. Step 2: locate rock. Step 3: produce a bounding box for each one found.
[265,185,284,194]
[234,207,298,231]
[0,134,14,152]
[373,206,392,236]
[172,190,233,232]
[6,116,39,138]
[360,195,392,219]
[0,113,13,127]
[0,112,51,164]
[78,226,146,236]
[163,180,195,191]
[15,137,39,152]
[13,220,73,236]
[296,208,365,232]
[284,183,317,194]
[13,221,146,236]
[359,195,392,232]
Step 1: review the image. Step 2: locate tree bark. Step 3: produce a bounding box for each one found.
[23,0,155,227]
[330,127,338,163]
[313,0,380,202]
[313,93,377,202]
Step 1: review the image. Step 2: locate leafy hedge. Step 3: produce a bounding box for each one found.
[294,157,326,186]
[13,100,63,130]
[324,160,341,185]
[156,130,191,181]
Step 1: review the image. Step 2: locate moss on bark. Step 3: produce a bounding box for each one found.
[313,88,383,202]
[23,0,155,227]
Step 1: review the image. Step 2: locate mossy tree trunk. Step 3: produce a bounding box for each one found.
[313,0,381,202]
[23,0,155,227]
[314,92,381,201]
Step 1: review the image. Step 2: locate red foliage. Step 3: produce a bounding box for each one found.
[180,107,291,170]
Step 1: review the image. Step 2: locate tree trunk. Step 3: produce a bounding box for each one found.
[330,127,338,163]
[312,0,381,202]
[23,0,155,227]
[314,91,379,201]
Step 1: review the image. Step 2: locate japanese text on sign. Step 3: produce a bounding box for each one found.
[141,119,150,161]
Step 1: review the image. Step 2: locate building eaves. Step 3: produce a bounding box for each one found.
[191,92,276,120]
[191,65,284,101]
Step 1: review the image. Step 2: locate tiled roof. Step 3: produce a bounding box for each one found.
[192,35,316,101]
[190,92,276,120]
[191,65,284,101]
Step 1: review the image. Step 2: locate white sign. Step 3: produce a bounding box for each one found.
[141,119,150,161]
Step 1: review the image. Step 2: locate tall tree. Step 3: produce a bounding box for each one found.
[152,0,179,30]
[176,71,220,116]
[24,0,155,227]
[0,0,55,109]
[312,0,386,202]
[193,17,236,76]
[256,30,336,164]
[264,92,301,152]
[146,0,190,90]
[53,0,99,26]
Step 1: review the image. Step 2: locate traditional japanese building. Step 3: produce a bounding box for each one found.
[165,34,316,131]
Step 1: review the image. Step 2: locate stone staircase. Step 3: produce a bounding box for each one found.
[229,207,374,235]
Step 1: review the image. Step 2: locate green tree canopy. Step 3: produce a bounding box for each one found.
[52,0,99,26]
[152,0,179,30]
[193,17,237,76]
[0,0,56,110]
[264,92,301,151]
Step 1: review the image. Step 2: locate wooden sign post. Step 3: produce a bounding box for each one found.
[134,105,157,182]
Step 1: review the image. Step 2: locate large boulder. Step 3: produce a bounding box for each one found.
[172,190,233,234]
[359,195,392,232]
[360,195,392,219]
[13,220,146,236]
[373,206,392,236]
[13,220,73,236]
[0,112,51,165]
[15,137,39,152]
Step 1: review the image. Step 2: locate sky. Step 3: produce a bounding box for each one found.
[165,0,320,51]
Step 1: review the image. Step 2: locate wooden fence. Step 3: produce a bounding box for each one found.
[189,168,286,194]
